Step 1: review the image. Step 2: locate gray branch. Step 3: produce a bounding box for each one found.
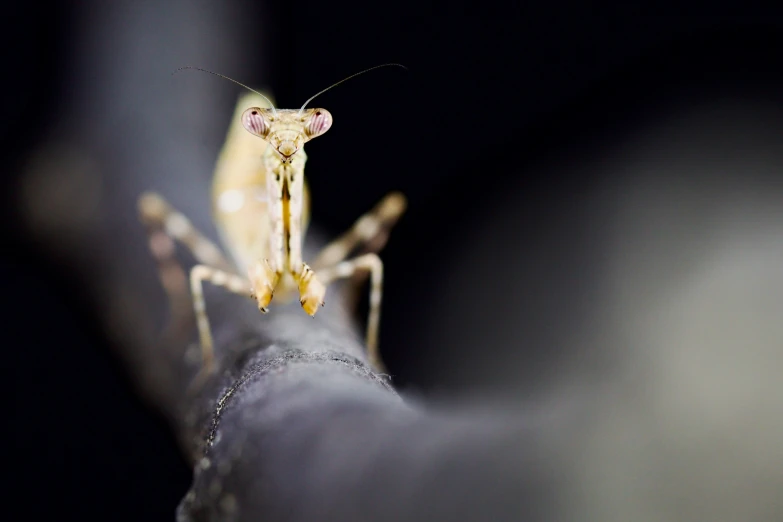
[172,316,565,522]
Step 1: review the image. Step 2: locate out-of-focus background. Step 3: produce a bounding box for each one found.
[5,2,783,521]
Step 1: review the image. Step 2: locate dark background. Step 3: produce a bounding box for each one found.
[5,3,783,521]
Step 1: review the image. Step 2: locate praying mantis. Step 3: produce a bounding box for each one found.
[138,64,407,379]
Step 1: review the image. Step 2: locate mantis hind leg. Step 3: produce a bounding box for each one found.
[138,191,238,335]
[310,191,406,270]
[138,192,236,273]
[139,191,233,343]
[139,204,193,340]
[138,192,250,389]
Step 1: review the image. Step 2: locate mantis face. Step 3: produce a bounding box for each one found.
[240,108,333,163]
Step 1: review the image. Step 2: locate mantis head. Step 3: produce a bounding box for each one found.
[240,108,333,163]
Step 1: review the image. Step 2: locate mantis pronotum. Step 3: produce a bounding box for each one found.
[139,64,407,378]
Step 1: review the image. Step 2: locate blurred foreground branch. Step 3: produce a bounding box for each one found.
[170,309,562,522]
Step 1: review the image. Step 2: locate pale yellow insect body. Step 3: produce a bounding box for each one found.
[211,92,323,312]
[212,92,311,276]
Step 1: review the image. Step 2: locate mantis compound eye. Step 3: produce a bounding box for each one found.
[241,108,270,138]
[304,109,333,139]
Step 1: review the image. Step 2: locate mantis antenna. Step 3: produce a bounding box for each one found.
[172,66,278,117]
[297,63,408,115]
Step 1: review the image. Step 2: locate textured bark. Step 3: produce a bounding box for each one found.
[170,314,565,522]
